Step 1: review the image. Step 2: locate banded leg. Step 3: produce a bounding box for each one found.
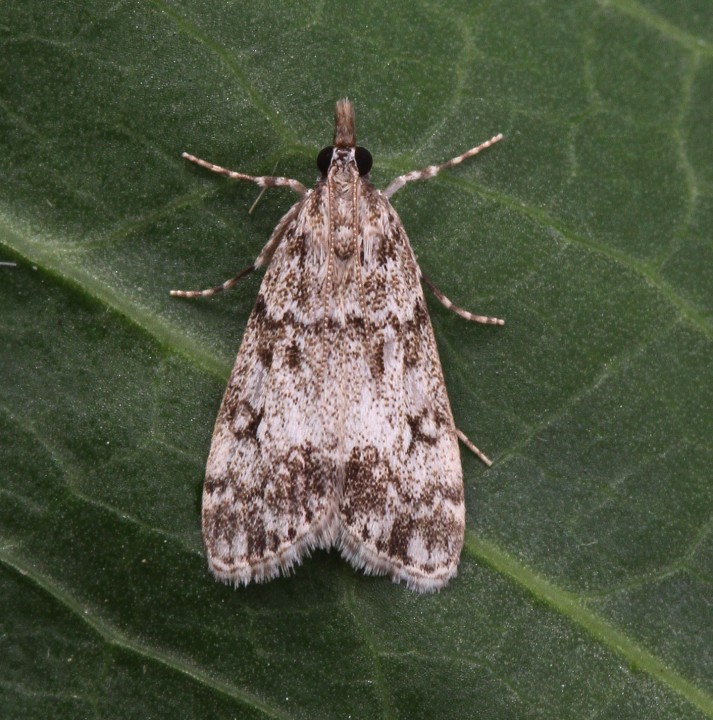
[182,152,307,196]
[170,264,255,298]
[383,133,503,198]
[456,428,493,467]
[421,274,504,325]
[172,159,305,298]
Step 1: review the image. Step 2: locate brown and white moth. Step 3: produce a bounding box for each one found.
[172,100,503,592]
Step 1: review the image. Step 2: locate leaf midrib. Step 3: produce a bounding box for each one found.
[467,534,713,717]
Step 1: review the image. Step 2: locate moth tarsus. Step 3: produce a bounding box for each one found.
[172,99,503,592]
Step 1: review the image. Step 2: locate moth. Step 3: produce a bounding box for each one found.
[172,99,503,592]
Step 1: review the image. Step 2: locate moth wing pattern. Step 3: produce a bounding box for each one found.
[202,194,342,585]
[335,187,464,591]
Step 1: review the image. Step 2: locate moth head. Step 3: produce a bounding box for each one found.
[317,98,373,178]
[316,145,372,177]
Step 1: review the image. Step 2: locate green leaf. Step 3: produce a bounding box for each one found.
[2,1,712,718]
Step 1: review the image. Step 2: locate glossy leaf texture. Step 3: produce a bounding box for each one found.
[1,2,712,718]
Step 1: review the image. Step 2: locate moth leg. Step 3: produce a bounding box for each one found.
[421,274,504,325]
[171,185,303,298]
[455,428,493,468]
[182,152,308,195]
[170,264,255,298]
[383,134,503,198]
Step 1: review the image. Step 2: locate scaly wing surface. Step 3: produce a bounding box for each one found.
[202,190,341,586]
[336,185,465,592]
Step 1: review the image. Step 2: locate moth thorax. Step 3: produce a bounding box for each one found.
[329,174,359,260]
[332,223,357,260]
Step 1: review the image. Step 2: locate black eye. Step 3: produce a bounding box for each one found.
[355,146,373,176]
[317,146,333,175]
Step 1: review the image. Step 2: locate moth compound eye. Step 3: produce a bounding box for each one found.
[317,146,334,175]
[355,146,373,176]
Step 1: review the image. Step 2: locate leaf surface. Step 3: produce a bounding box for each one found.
[1,2,712,718]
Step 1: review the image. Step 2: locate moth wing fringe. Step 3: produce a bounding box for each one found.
[336,529,457,593]
[207,511,341,587]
